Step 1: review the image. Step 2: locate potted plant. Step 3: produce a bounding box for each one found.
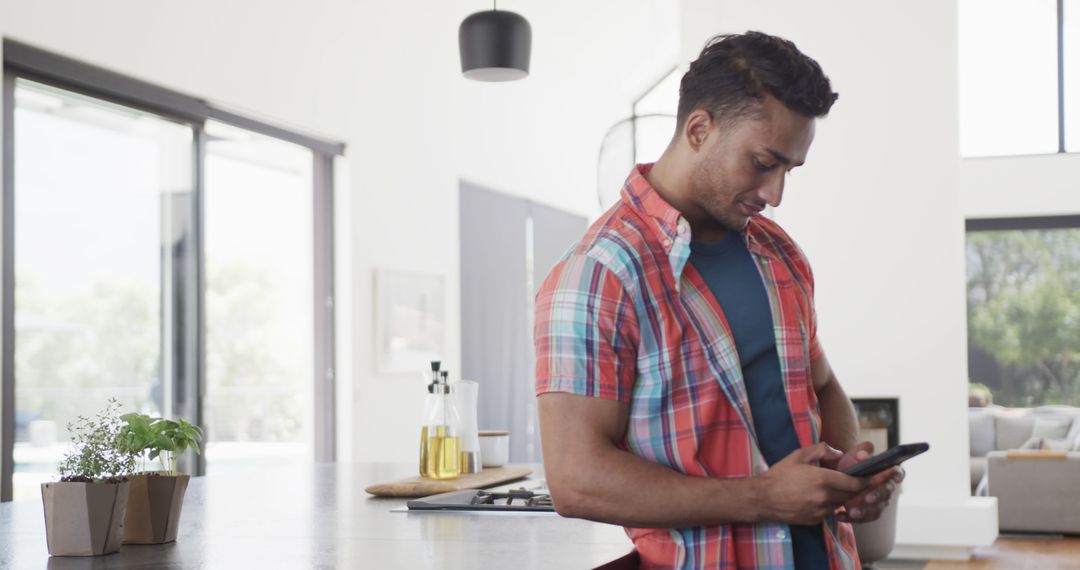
[41,399,137,556]
[117,412,203,544]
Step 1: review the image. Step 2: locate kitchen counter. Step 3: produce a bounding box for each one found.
[0,463,633,569]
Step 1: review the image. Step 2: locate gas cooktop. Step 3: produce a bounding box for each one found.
[406,488,555,512]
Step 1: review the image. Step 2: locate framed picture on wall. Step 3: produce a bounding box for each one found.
[374,268,445,375]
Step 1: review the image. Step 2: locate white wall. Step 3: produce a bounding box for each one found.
[961,153,1080,218]
[0,0,679,463]
[680,0,998,554]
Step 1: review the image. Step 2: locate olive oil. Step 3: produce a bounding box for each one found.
[425,425,461,479]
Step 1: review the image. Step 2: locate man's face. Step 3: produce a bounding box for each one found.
[687,96,816,234]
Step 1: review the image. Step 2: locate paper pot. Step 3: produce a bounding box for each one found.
[41,480,130,556]
[122,472,190,544]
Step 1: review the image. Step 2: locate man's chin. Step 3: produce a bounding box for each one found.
[720,216,750,232]
[704,208,751,233]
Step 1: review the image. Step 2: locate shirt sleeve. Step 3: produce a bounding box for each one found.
[792,242,823,362]
[534,253,640,404]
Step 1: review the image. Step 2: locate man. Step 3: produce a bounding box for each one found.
[534,31,903,569]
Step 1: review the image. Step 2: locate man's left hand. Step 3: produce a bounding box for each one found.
[825,441,905,524]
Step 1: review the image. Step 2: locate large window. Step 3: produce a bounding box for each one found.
[1,40,342,501]
[959,0,1079,156]
[966,218,1080,407]
[11,79,191,499]
[204,121,316,472]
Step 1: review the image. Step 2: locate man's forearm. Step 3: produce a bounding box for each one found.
[815,372,859,452]
[548,443,764,528]
[539,394,766,528]
[539,393,866,528]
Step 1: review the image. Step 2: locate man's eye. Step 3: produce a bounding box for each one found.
[753,159,777,172]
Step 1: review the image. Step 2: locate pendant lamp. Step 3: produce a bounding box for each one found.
[458,1,531,82]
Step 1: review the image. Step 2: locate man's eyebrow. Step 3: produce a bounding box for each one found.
[765,147,804,167]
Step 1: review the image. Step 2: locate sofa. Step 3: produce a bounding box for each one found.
[969,405,1080,490]
[985,450,1080,534]
[969,405,1080,534]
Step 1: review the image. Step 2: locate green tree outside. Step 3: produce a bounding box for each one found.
[15,258,302,444]
[966,228,1080,407]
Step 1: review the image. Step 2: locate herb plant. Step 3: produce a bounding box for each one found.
[57,399,137,483]
[118,413,203,475]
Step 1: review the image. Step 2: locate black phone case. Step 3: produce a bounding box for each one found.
[841,442,929,477]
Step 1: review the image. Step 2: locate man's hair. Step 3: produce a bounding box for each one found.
[676,31,838,128]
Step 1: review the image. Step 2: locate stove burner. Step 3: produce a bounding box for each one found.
[470,489,553,508]
[406,487,556,512]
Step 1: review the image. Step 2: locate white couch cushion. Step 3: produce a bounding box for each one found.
[1032,416,1073,440]
[969,410,996,456]
[1019,436,1043,449]
[995,413,1037,450]
[1041,438,1073,451]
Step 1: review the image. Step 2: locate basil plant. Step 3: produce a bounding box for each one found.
[118,413,204,476]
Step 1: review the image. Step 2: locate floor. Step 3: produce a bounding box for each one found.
[877,535,1080,570]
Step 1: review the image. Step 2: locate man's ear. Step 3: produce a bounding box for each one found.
[682,109,714,152]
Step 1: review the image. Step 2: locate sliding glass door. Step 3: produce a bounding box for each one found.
[11,79,193,499]
[203,121,315,472]
[2,40,342,501]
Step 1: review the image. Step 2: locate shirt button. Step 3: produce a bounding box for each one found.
[663,239,672,247]
[776,530,787,540]
[677,223,688,236]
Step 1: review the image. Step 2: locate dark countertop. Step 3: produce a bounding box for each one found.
[0,463,633,569]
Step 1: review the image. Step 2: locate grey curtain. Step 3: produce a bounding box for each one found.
[459,182,587,463]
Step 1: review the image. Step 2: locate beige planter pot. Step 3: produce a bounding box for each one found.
[122,472,190,544]
[41,480,130,556]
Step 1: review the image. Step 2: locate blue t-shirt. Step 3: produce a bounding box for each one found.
[689,231,828,570]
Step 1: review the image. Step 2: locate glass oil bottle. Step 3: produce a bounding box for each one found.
[419,362,461,479]
[419,361,439,477]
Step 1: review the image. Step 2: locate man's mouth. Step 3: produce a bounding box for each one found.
[740,202,765,216]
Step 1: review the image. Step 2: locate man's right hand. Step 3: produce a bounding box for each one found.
[756,442,869,525]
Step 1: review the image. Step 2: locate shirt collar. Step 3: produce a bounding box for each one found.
[621,163,683,253]
[620,164,779,283]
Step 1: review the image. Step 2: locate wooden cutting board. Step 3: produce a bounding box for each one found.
[365,465,533,498]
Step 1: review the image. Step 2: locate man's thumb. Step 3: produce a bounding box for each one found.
[798,442,843,464]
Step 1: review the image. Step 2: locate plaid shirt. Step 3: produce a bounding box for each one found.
[534,164,860,570]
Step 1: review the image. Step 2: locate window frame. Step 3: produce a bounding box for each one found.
[966,214,1080,232]
[1057,0,1066,153]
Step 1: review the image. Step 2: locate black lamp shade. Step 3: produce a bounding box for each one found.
[459,10,532,82]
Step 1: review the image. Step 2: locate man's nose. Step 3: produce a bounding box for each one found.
[759,172,785,208]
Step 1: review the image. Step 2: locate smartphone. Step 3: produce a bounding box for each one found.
[841,442,929,477]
